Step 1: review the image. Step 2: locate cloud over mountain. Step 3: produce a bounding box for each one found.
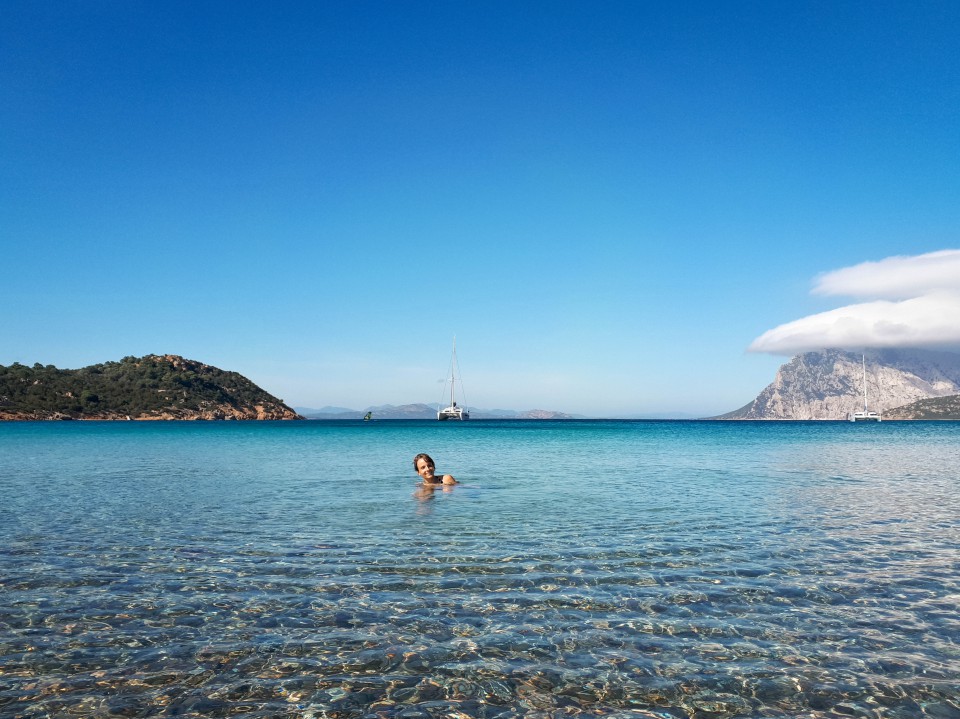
[749,250,960,356]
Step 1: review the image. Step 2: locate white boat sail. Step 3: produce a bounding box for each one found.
[438,337,470,421]
[848,353,881,422]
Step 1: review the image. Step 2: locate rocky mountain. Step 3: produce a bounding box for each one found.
[718,348,960,420]
[513,409,575,419]
[0,355,302,421]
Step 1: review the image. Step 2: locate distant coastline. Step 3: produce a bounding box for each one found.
[8,350,959,422]
[295,403,580,420]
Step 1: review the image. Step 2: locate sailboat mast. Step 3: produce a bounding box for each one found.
[450,337,457,406]
[862,353,868,413]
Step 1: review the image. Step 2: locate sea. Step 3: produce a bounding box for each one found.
[1,419,958,719]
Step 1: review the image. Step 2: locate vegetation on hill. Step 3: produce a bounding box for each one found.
[0,355,301,420]
[884,394,960,420]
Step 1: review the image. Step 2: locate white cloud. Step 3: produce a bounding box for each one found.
[749,250,960,356]
[813,249,960,300]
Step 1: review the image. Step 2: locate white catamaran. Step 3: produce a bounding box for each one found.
[848,353,881,422]
[437,337,469,421]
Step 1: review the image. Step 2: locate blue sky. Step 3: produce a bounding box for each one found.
[4,1,959,416]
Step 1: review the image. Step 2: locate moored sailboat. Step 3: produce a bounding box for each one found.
[438,337,469,421]
[848,353,881,422]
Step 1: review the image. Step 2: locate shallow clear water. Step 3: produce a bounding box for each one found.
[1,420,958,718]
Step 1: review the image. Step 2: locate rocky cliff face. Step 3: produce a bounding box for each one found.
[720,349,960,420]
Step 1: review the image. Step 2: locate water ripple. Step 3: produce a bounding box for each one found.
[1,420,959,718]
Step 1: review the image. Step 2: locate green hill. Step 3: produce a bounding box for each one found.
[884,394,960,420]
[0,354,301,421]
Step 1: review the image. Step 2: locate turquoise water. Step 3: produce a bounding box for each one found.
[1,420,958,718]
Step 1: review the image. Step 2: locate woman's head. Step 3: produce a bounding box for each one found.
[413,453,437,481]
[413,453,435,472]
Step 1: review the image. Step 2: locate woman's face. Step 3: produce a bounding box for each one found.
[416,457,437,482]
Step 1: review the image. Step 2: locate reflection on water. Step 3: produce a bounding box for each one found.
[1,420,958,718]
[415,482,457,499]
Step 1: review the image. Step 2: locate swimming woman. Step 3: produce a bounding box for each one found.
[413,453,457,485]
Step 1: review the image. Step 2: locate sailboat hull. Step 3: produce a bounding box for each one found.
[438,406,469,421]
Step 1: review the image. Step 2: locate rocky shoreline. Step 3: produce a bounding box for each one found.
[0,406,302,421]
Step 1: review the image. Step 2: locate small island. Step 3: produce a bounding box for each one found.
[0,354,301,421]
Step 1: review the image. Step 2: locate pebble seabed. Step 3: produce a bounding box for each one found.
[2,529,958,719]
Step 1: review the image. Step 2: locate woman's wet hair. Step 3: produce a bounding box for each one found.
[413,453,435,471]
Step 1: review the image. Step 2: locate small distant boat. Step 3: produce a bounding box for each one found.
[438,337,470,421]
[848,353,881,422]
[363,411,372,421]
